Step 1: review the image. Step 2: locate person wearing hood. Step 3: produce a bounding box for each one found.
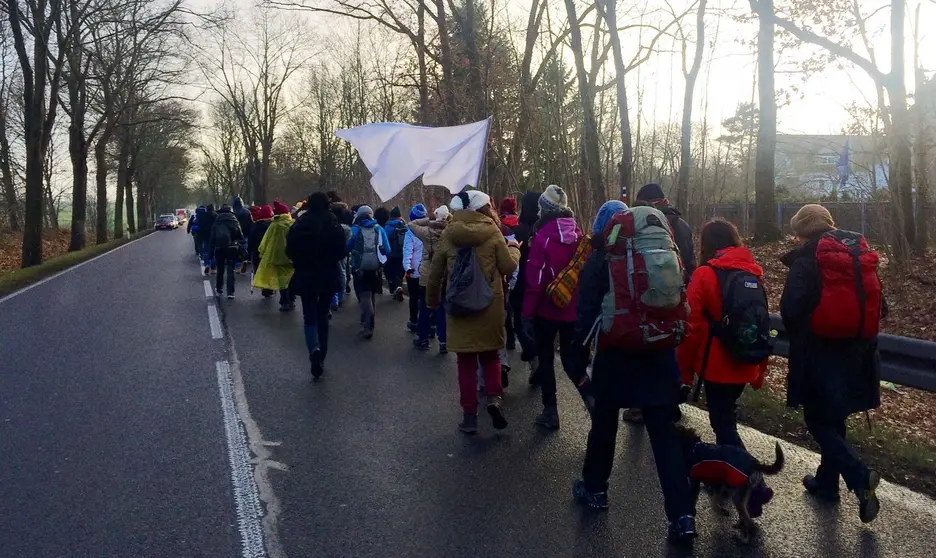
[254,201,296,311]
[511,190,541,379]
[780,204,884,522]
[402,204,427,329]
[384,206,408,302]
[209,205,245,299]
[189,205,206,256]
[249,205,275,298]
[425,190,521,435]
[200,204,218,274]
[373,207,391,294]
[330,203,354,310]
[232,196,253,275]
[521,185,587,430]
[286,192,349,380]
[410,205,451,353]
[498,197,520,351]
[348,205,392,339]
[571,199,696,545]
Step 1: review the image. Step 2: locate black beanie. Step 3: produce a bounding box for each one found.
[636,183,666,202]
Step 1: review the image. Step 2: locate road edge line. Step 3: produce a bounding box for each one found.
[216,360,268,558]
[0,232,157,305]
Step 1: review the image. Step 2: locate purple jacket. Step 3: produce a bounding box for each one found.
[522,217,583,322]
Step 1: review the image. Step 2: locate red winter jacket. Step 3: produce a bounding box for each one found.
[678,246,768,387]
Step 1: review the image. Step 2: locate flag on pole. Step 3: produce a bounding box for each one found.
[837,138,850,191]
[335,118,491,202]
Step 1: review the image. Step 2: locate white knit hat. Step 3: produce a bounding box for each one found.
[434,205,450,220]
[450,190,491,211]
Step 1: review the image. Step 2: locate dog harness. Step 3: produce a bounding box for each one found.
[688,442,756,488]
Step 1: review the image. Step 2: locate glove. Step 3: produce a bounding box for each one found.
[679,384,692,404]
[521,318,535,345]
[406,269,415,279]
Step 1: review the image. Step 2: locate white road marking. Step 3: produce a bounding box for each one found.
[215,361,268,558]
[208,304,223,339]
[0,232,157,305]
[204,280,214,297]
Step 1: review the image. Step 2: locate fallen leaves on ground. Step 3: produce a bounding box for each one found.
[0,229,73,273]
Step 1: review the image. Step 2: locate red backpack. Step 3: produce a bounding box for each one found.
[810,230,882,340]
[596,206,689,351]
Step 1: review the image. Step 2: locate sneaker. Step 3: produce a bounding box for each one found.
[572,479,608,510]
[413,339,430,351]
[535,405,560,430]
[621,408,644,424]
[439,343,448,355]
[227,294,235,300]
[406,321,418,333]
[363,328,374,340]
[857,470,881,523]
[210,269,217,276]
[527,357,540,386]
[667,515,697,545]
[310,351,324,381]
[501,364,510,388]
[204,266,210,275]
[486,397,508,430]
[215,289,223,297]
[240,262,249,274]
[803,475,840,503]
[394,287,405,302]
[458,413,478,435]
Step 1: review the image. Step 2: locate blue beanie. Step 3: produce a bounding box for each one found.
[410,203,427,221]
[593,200,628,235]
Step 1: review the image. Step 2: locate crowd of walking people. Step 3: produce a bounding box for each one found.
[186,183,885,547]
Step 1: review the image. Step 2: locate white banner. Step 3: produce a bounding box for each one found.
[335,118,491,202]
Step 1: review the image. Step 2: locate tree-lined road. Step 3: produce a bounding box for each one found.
[2,229,935,557]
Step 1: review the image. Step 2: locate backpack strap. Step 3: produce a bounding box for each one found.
[691,265,740,402]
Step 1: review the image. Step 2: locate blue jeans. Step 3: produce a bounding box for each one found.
[202,245,216,270]
[417,290,446,343]
[334,260,348,305]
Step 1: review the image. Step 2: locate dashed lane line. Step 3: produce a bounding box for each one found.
[208,304,223,339]
[204,280,214,297]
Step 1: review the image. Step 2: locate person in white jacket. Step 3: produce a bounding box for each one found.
[402,204,427,330]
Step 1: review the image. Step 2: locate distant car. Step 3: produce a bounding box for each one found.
[175,209,188,225]
[156,214,178,230]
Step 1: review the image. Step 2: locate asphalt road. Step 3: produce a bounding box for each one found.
[2,227,936,558]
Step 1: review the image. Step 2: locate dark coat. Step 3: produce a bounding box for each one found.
[232,197,253,238]
[249,219,272,268]
[209,211,243,254]
[659,206,696,281]
[196,210,215,242]
[286,208,348,296]
[575,240,682,410]
[779,236,884,422]
[510,190,541,304]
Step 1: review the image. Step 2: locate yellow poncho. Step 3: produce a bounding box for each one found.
[254,214,295,291]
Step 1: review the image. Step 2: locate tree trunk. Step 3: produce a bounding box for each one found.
[125,164,135,234]
[888,0,914,259]
[753,0,780,242]
[94,128,113,244]
[416,2,429,125]
[433,0,458,125]
[464,0,484,121]
[676,0,707,215]
[68,102,89,250]
[564,0,604,213]
[0,118,19,231]
[114,124,129,239]
[600,0,634,202]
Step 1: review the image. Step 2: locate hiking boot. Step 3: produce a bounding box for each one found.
[204,265,210,275]
[803,475,841,503]
[413,339,430,351]
[487,397,508,430]
[857,470,881,523]
[621,408,644,424]
[527,357,540,386]
[215,289,223,298]
[535,405,560,430]
[240,262,249,274]
[458,413,478,435]
[667,515,697,545]
[572,479,608,510]
[406,321,418,333]
[501,364,510,388]
[439,343,448,355]
[310,351,324,381]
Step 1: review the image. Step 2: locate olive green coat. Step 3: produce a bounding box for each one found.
[425,210,520,353]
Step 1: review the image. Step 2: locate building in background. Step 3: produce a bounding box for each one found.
[775,134,888,200]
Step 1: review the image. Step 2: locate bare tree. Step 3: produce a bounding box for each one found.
[749,0,780,241]
[675,0,706,215]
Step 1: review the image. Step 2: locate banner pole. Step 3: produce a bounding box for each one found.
[472,116,494,191]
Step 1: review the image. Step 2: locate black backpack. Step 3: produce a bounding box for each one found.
[446,247,494,317]
[692,266,772,400]
[389,224,406,258]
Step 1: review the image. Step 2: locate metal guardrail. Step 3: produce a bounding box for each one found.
[768,315,936,392]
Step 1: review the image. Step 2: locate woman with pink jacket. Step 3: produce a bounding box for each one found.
[522,185,587,429]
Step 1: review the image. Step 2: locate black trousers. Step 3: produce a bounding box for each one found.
[407,277,421,323]
[704,380,746,449]
[583,403,693,522]
[301,292,332,361]
[214,248,237,295]
[533,318,579,407]
[510,292,535,360]
[804,407,869,491]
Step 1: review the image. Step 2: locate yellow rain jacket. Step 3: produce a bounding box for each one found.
[254,214,295,291]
